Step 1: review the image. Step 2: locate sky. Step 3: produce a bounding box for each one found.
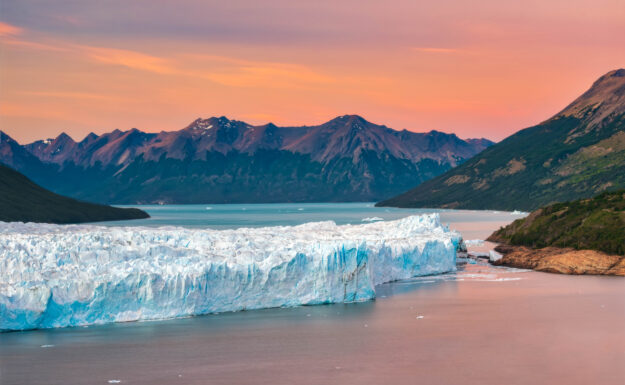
[1,0,624,144]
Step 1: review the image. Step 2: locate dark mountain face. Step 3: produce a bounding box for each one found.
[378,69,625,211]
[0,131,55,181]
[0,164,148,224]
[1,115,492,204]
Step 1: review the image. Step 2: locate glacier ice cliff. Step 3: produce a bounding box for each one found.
[0,214,462,331]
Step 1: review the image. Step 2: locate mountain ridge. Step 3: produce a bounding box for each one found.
[377,69,625,211]
[13,114,491,167]
[1,115,492,204]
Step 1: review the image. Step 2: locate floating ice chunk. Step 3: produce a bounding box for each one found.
[0,214,460,331]
[108,381,121,384]
[464,239,484,246]
[361,217,383,222]
[489,250,503,262]
[511,210,527,215]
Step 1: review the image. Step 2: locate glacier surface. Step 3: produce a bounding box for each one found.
[0,214,461,331]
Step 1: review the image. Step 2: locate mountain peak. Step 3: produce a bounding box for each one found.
[184,118,214,131]
[601,68,625,79]
[328,114,369,125]
[55,132,75,143]
[558,68,625,122]
[84,132,99,141]
[184,116,238,131]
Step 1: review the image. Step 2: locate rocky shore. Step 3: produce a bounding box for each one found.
[491,244,625,276]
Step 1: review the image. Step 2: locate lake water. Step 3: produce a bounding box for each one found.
[100,203,522,242]
[1,204,623,385]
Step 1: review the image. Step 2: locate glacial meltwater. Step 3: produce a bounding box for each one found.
[1,204,623,385]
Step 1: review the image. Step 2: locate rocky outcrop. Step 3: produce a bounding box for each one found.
[492,245,625,276]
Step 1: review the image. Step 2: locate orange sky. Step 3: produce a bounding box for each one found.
[1,0,624,143]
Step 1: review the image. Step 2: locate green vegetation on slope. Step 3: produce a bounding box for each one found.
[29,150,453,204]
[488,190,625,256]
[377,114,625,211]
[0,164,149,224]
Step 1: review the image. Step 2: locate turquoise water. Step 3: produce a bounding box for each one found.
[101,203,520,234]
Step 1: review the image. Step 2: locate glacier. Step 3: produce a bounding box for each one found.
[0,214,462,331]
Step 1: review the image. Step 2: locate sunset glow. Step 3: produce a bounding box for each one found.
[1,0,624,143]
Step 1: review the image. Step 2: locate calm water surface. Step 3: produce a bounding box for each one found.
[1,204,623,385]
[100,203,521,241]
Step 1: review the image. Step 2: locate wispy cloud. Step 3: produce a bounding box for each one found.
[18,91,127,102]
[1,25,334,90]
[2,39,69,52]
[0,22,22,37]
[0,22,69,52]
[80,46,176,74]
[179,53,335,87]
[78,47,335,88]
[411,47,462,54]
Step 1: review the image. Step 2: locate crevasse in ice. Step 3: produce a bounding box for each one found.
[0,214,461,331]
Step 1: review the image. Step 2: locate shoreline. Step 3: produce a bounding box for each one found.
[490,244,625,276]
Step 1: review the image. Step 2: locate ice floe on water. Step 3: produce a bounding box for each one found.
[489,250,503,262]
[0,214,461,331]
[384,256,530,289]
[464,239,484,246]
[361,217,384,222]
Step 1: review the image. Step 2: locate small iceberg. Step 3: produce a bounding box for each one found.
[489,250,503,262]
[361,217,384,222]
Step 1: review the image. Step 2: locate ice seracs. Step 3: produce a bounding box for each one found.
[0,214,462,331]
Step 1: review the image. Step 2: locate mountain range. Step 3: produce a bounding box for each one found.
[0,115,492,204]
[378,69,625,211]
